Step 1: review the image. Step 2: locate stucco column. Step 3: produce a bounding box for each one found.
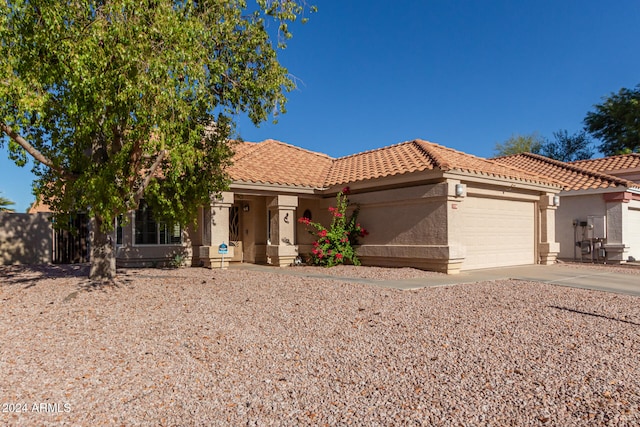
[538,193,560,265]
[444,180,467,274]
[266,195,299,267]
[604,200,628,263]
[200,192,234,268]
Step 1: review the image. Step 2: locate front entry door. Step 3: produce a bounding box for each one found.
[229,205,243,262]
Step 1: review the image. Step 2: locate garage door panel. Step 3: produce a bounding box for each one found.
[462,197,535,270]
[627,208,640,260]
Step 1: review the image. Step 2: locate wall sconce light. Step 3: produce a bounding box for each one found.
[243,204,250,212]
[553,195,560,206]
[455,183,466,197]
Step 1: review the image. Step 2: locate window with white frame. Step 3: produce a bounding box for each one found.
[134,200,182,245]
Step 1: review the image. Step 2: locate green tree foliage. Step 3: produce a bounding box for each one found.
[0,192,15,212]
[540,130,594,162]
[584,84,640,156]
[0,0,314,278]
[493,132,544,157]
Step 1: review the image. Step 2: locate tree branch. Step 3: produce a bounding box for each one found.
[0,121,60,171]
[134,149,167,202]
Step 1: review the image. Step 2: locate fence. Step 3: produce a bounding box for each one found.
[52,214,90,264]
[0,212,90,265]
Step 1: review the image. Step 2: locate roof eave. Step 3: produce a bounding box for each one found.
[559,186,635,197]
[230,180,321,196]
[442,170,561,192]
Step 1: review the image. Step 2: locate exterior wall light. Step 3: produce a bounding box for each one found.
[553,195,560,206]
[243,204,250,212]
[455,183,466,197]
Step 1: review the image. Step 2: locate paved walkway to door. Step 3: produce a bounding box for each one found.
[231,263,640,296]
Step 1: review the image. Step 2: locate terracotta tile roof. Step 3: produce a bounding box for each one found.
[227,140,333,188]
[493,153,640,191]
[570,153,640,173]
[325,139,557,187]
[324,140,434,185]
[228,139,559,189]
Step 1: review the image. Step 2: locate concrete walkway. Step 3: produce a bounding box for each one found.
[231,263,640,296]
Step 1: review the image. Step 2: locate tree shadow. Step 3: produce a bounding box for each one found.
[0,263,89,286]
[549,305,640,326]
[1,212,53,266]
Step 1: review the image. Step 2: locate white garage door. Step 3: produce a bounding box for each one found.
[627,208,640,261]
[461,197,535,270]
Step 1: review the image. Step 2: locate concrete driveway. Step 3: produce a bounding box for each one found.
[234,263,640,296]
[382,263,640,295]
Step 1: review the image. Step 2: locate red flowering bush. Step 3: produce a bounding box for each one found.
[298,187,368,267]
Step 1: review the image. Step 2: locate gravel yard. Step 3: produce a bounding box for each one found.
[1,264,639,426]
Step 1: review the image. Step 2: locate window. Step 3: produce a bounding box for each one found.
[134,200,182,245]
[115,215,123,245]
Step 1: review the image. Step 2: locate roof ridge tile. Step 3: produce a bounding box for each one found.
[411,139,450,170]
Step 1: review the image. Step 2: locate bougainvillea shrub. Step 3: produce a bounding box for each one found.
[298,187,368,267]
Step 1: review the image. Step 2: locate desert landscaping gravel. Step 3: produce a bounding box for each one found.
[1,264,639,426]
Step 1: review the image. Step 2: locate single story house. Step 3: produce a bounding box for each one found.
[571,153,640,183]
[115,139,562,273]
[494,153,640,263]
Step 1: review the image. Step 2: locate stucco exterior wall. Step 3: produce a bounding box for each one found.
[555,194,607,260]
[0,213,52,265]
[295,197,323,255]
[609,170,640,183]
[335,182,456,272]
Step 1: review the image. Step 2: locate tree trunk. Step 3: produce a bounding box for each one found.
[89,215,116,280]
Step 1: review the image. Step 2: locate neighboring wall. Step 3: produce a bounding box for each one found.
[0,213,52,265]
[555,194,607,260]
[625,199,640,261]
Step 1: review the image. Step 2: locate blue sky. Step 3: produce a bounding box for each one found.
[2,0,640,212]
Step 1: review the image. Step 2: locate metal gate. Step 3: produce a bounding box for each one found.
[53,214,90,264]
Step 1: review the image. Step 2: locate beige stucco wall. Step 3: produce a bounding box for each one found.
[295,197,323,255]
[321,182,457,272]
[0,213,52,265]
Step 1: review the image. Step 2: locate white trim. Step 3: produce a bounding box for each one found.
[560,187,635,197]
[131,204,183,246]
